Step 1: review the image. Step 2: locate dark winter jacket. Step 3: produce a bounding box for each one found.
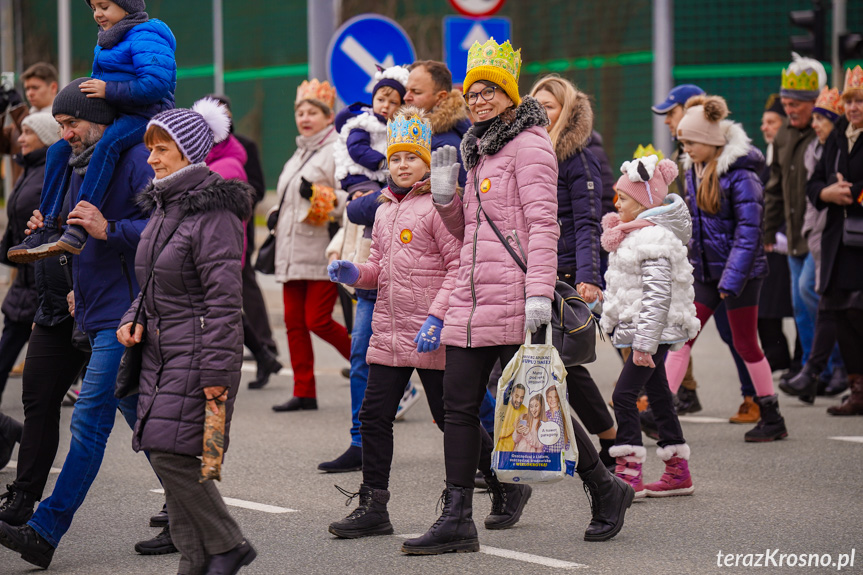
[429,90,472,188]
[69,144,152,333]
[334,103,388,190]
[587,130,616,217]
[91,18,176,116]
[807,116,863,295]
[2,149,46,323]
[553,91,603,287]
[683,121,769,297]
[124,164,254,456]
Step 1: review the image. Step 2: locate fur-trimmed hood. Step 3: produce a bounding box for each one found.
[138,163,254,221]
[555,90,594,161]
[682,120,764,176]
[429,90,471,135]
[461,96,549,170]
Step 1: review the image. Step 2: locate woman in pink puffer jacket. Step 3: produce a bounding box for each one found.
[404,41,635,557]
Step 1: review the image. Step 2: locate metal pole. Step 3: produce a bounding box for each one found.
[58,0,71,86]
[653,0,674,156]
[1,0,14,199]
[832,0,846,87]
[213,0,224,95]
[308,0,340,82]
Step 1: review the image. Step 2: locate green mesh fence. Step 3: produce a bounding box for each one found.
[16,0,863,187]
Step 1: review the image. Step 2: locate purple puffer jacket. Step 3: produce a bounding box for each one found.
[123,164,254,457]
[683,121,768,297]
[435,97,559,348]
[352,181,461,369]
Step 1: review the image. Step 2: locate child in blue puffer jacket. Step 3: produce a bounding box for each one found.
[9,0,175,262]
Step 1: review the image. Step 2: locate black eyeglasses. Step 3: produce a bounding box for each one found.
[463,86,497,105]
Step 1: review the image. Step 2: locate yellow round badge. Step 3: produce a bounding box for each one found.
[400,229,413,244]
[480,178,492,193]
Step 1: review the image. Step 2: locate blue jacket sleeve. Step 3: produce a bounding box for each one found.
[346,128,386,172]
[104,26,176,107]
[570,151,604,286]
[346,190,382,227]
[106,155,151,253]
[719,171,764,296]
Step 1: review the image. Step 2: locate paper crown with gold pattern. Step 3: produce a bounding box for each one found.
[633,144,664,161]
[844,65,863,98]
[464,38,522,106]
[387,107,432,166]
[295,79,336,111]
[780,52,826,101]
[813,87,844,123]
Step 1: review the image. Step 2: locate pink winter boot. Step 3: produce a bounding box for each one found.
[609,445,646,499]
[644,444,694,497]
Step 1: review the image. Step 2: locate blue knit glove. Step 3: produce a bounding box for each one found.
[414,315,444,353]
[327,260,359,285]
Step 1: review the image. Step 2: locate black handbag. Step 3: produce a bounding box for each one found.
[254,149,321,274]
[843,209,863,248]
[115,223,181,399]
[474,175,598,367]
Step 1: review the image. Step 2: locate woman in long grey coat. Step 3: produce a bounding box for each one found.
[117,99,255,575]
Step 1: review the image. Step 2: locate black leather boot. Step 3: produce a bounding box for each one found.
[779,365,818,404]
[483,471,531,530]
[744,394,789,442]
[328,484,393,538]
[134,525,178,555]
[0,413,22,471]
[0,521,55,569]
[272,396,317,412]
[824,367,849,397]
[0,485,37,526]
[248,348,283,390]
[401,483,479,555]
[578,460,635,541]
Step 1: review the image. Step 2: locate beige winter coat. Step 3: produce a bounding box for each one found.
[273,127,347,282]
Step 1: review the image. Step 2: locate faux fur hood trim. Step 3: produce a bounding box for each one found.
[139,169,254,221]
[681,120,751,175]
[461,96,549,170]
[555,91,594,161]
[338,110,387,138]
[429,90,470,135]
[656,443,690,461]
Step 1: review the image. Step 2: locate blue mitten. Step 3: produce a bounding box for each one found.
[414,315,444,353]
[327,260,359,285]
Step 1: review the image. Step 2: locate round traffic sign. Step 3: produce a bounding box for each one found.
[448,0,506,18]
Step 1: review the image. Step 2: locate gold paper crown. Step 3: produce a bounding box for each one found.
[781,69,820,93]
[845,65,863,95]
[387,108,432,165]
[633,144,664,161]
[814,87,844,117]
[464,38,522,105]
[295,79,336,110]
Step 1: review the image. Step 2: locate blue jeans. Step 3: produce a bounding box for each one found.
[788,254,816,364]
[714,303,756,397]
[349,295,375,448]
[28,328,139,548]
[40,115,149,228]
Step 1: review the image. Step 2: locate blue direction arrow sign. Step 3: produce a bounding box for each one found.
[327,14,416,105]
[443,15,511,86]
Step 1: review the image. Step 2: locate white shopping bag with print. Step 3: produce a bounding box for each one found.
[491,326,578,484]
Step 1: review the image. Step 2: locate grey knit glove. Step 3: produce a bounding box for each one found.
[524,296,552,333]
[430,145,460,205]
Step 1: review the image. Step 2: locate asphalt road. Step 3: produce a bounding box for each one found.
[0,273,861,575]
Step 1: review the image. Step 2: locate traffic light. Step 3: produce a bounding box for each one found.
[789,0,827,61]
[839,32,863,65]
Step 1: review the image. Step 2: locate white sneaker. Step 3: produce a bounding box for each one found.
[395,381,422,421]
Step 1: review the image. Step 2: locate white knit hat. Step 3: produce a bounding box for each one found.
[21,113,61,147]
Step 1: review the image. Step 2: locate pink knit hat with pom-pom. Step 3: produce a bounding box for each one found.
[615,155,679,209]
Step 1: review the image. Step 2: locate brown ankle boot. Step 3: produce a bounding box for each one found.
[729,396,760,424]
[827,374,863,416]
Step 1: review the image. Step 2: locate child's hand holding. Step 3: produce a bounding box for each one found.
[79,79,107,99]
[414,315,444,353]
[632,350,655,368]
[430,145,460,205]
[327,260,359,285]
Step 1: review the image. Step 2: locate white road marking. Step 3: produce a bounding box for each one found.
[240,362,348,378]
[150,489,297,513]
[678,415,729,424]
[395,534,588,569]
[829,436,863,444]
[5,461,62,474]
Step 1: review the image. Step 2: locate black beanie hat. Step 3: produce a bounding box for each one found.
[52,78,117,125]
[85,0,146,12]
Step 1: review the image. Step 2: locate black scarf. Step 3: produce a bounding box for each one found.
[472,117,495,140]
[97,12,149,49]
[386,172,431,199]
[69,144,97,176]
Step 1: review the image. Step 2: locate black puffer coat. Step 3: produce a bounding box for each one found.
[123,164,254,456]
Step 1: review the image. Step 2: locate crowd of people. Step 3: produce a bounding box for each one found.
[0,0,860,572]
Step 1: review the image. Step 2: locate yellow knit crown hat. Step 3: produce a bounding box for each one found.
[464,38,522,106]
[387,106,432,166]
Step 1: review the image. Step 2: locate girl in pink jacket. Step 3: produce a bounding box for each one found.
[326,108,461,540]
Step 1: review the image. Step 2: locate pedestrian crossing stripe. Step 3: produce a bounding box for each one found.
[151,489,298,513]
[829,436,863,444]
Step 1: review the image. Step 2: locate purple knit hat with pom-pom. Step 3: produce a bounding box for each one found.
[615,155,679,209]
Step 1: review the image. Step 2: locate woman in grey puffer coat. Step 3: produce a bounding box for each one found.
[117,99,256,575]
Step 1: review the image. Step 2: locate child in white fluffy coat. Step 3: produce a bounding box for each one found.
[601,155,700,499]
